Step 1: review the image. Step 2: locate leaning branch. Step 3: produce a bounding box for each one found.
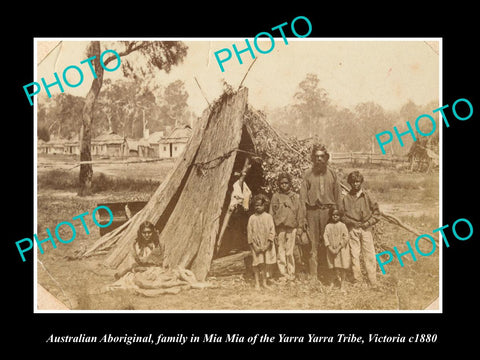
[339,182,428,240]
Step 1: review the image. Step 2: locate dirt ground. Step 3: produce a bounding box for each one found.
[35,156,440,311]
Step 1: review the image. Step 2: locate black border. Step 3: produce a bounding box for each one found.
[6,5,479,354]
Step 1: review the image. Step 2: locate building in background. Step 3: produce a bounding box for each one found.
[37,125,192,159]
[91,131,125,157]
[157,124,192,159]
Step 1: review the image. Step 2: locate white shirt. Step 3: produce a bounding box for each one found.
[229,179,252,210]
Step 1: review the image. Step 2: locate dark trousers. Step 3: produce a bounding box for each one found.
[305,207,330,278]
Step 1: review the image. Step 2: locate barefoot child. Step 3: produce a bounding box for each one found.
[270,172,302,280]
[323,207,350,289]
[247,194,276,290]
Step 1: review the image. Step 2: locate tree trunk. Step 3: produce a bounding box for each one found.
[131,110,136,138]
[107,114,113,133]
[78,41,104,197]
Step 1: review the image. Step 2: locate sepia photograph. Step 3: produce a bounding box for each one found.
[33,38,441,311]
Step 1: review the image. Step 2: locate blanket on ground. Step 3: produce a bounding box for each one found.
[106,267,213,296]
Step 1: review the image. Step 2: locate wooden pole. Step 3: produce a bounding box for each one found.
[194,76,211,109]
[238,58,258,89]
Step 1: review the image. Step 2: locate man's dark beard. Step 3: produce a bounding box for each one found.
[312,161,327,174]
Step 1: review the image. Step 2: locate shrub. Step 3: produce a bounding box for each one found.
[37,170,78,190]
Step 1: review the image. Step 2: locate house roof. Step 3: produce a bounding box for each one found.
[93,131,125,145]
[147,131,165,144]
[49,139,68,146]
[158,125,192,143]
[125,138,152,150]
[168,125,192,139]
[158,137,189,144]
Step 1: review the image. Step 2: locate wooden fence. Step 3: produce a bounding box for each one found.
[330,152,409,166]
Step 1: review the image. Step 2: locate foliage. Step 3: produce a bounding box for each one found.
[325,107,362,151]
[95,78,159,138]
[114,41,189,79]
[245,107,313,194]
[158,79,191,127]
[38,93,85,139]
[37,126,50,142]
[268,73,439,157]
[292,73,330,139]
[37,102,47,125]
[38,77,192,140]
[95,78,192,138]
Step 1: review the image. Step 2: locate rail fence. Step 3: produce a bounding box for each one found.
[330,152,409,166]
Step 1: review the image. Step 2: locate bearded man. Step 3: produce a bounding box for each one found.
[299,144,342,281]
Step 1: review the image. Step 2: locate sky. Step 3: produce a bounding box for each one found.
[35,38,440,116]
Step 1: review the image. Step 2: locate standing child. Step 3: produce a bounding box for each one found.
[340,170,381,287]
[323,207,351,290]
[247,194,276,290]
[270,172,302,281]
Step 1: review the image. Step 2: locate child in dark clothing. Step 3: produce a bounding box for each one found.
[270,173,302,280]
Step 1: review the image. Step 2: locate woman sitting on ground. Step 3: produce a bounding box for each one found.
[114,221,164,279]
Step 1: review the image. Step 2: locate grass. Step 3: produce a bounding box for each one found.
[336,167,440,214]
[365,173,423,193]
[38,169,161,193]
[372,214,440,310]
[39,164,440,203]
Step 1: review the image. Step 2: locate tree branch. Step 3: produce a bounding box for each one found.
[103,41,150,66]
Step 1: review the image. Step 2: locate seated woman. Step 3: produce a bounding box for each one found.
[108,221,212,296]
[114,221,164,279]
